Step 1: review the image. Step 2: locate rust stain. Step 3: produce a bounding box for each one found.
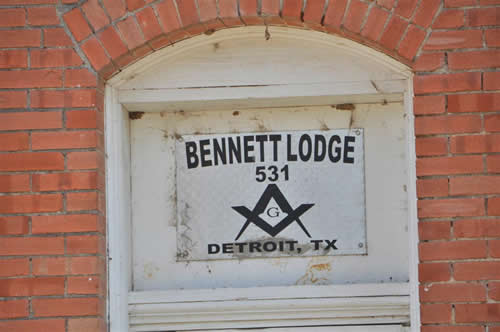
[310,263,331,272]
[129,111,144,120]
[334,103,356,111]
[233,111,240,116]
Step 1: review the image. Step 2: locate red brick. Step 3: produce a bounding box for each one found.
[419,240,487,261]
[0,8,25,27]
[31,48,82,68]
[418,221,451,240]
[218,0,239,19]
[0,258,29,277]
[490,197,500,216]
[64,8,92,42]
[67,151,101,170]
[0,237,64,255]
[65,69,97,88]
[414,72,481,94]
[117,16,145,50]
[449,50,500,70]
[416,137,447,156]
[0,69,62,89]
[28,6,59,26]
[0,30,40,48]
[449,93,500,113]
[422,327,484,332]
[417,178,448,197]
[68,318,106,332]
[414,96,445,115]
[32,130,97,150]
[81,37,111,71]
[176,0,199,26]
[413,53,445,72]
[0,111,62,131]
[380,15,407,51]
[377,0,395,9]
[0,152,64,171]
[419,262,451,282]
[0,300,28,319]
[485,72,500,91]
[0,175,30,193]
[282,0,301,18]
[0,320,65,332]
[66,110,97,129]
[481,0,500,3]
[82,0,110,31]
[0,277,64,296]
[420,283,486,302]
[454,219,500,238]
[103,0,126,20]
[485,29,500,47]
[491,239,500,257]
[342,0,368,33]
[44,27,73,47]
[261,0,278,16]
[67,235,101,254]
[137,7,163,40]
[445,0,477,6]
[490,281,500,300]
[416,115,480,136]
[451,134,500,154]
[468,7,500,27]
[421,303,452,324]
[324,0,348,28]
[454,261,500,280]
[98,26,128,59]
[0,216,28,236]
[33,298,100,317]
[156,0,182,33]
[0,90,26,109]
[0,194,62,214]
[31,89,96,108]
[303,0,325,23]
[126,0,144,11]
[417,156,483,176]
[33,172,97,191]
[32,214,98,234]
[32,256,103,276]
[68,276,101,294]
[456,303,500,323]
[488,155,500,173]
[67,191,98,211]
[412,0,440,28]
[398,25,426,60]
[361,6,389,41]
[418,198,485,218]
[424,30,483,50]
[198,0,218,21]
[0,50,27,69]
[433,9,465,29]
[0,133,29,151]
[451,176,500,195]
[395,0,419,19]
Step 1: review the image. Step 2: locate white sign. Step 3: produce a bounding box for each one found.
[175,129,366,261]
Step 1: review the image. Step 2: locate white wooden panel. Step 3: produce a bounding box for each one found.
[197,326,408,332]
[119,27,407,91]
[130,103,408,291]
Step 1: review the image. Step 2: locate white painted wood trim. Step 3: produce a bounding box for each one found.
[105,86,132,331]
[129,291,410,331]
[196,327,409,332]
[405,78,421,332]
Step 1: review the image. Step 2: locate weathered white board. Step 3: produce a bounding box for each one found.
[130,104,409,291]
[176,130,366,261]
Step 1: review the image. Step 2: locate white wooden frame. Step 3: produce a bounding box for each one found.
[105,26,418,332]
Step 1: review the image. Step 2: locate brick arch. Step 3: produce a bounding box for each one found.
[63,0,443,79]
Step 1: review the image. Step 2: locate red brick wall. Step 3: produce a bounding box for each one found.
[0,0,498,331]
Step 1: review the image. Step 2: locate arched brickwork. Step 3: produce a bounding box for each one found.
[0,0,499,331]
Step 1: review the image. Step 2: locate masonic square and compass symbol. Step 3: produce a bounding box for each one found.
[232,184,315,241]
